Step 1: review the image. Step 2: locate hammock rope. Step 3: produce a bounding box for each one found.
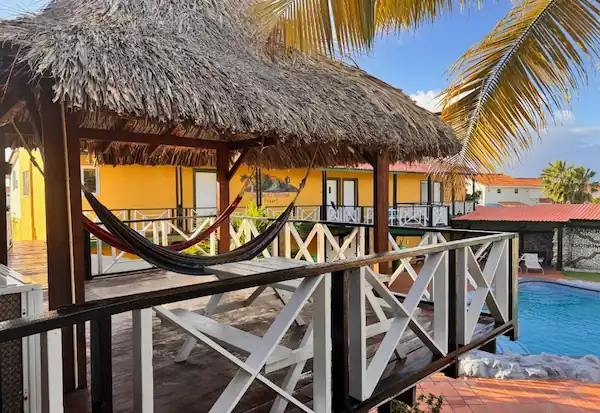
[12,121,248,252]
[83,163,312,275]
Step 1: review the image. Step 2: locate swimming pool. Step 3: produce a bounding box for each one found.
[498,281,600,357]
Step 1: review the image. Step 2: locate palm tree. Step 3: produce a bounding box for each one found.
[253,0,600,173]
[541,160,599,203]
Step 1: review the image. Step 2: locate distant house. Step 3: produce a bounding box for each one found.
[466,174,549,206]
[453,204,600,272]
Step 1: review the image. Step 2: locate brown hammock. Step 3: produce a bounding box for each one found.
[83,193,243,252]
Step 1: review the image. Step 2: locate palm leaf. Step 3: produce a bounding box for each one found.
[252,0,479,56]
[440,0,600,174]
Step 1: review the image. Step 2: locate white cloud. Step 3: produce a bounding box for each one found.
[409,90,442,113]
[553,109,575,126]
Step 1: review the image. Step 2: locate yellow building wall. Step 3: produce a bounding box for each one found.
[10,149,464,242]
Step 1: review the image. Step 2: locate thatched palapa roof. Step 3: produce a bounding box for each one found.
[0,0,459,168]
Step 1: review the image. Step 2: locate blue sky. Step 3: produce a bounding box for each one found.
[2,0,600,177]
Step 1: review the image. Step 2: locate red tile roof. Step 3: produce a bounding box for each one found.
[454,204,600,223]
[339,161,471,174]
[475,174,541,187]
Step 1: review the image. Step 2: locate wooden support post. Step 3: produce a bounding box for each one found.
[216,147,230,253]
[392,173,398,207]
[557,226,564,270]
[321,170,327,221]
[481,338,497,354]
[91,317,113,413]
[373,151,389,273]
[256,167,262,207]
[442,248,459,379]
[0,131,8,265]
[40,81,86,391]
[508,238,520,341]
[472,178,477,209]
[331,270,350,413]
[427,175,434,227]
[396,386,416,406]
[451,185,455,216]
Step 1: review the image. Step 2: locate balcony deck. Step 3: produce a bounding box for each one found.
[60,269,498,413]
[2,223,518,413]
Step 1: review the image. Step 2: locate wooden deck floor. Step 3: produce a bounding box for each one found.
[8,241,503,412]
[8,241,48,288]
[56,270,497,413]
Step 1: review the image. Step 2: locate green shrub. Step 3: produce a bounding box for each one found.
[391,394,444,413]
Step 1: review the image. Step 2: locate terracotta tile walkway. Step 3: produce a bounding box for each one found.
[417,374,600,412]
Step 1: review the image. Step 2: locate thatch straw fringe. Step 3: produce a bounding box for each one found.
[0,0,459,168]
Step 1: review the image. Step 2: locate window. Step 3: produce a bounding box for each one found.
[22,170,30,197]
[82,167,99,194]
[11,170,18,190]
[420,180,428,203]
[514,188,519,194]
[497,188,502,194]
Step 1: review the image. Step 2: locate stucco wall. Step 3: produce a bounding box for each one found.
[561,227,600,271]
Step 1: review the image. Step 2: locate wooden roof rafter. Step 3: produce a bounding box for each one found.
[77,127,278,152]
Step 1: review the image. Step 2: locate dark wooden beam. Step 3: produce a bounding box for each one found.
[0,131,7,265]
[19,83,42,140]
[373,150,389,274]
[146,144,160,157]
[0,122,34,136]
[216,147,230,253]
[321,170,327,221]
[359,150,376,169]
[226,148,249,181]
[78,128,277,151]
[40,80,86,392]
[78,127,225,150]
[0,89,19,120]
[94,141,112,154]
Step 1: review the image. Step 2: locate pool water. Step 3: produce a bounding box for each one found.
[498,282,600,357]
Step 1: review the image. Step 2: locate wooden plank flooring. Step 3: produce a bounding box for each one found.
[8,242,503,412]
[57,271,497,413]
[8,241,48,288]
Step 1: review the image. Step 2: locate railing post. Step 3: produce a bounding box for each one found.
[41,329,64,413]
[91,317,113,413]
[331,269,350,412]
[96,238,104,276]
[443,248,460,379]
[133,309,154,413]
[210,218,217,256]
[84,230,93,281]
[508,237,520,341]
[284,223,292,259]
[313,273,332,413]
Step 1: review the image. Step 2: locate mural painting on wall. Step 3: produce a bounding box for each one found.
[241,172,299,205]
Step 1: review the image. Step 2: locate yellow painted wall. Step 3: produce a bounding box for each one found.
[9,149,465,241]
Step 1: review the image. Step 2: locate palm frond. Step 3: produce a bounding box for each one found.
[252,0,479,56]
[440,0,600,174]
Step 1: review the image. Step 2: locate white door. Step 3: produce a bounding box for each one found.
[433,182,442,204]
[326,179,339,221]
[195,171,217,214]
[342,180,358,222]
[342,180,356,207]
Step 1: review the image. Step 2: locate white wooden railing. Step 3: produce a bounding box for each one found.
[9,229,517,413]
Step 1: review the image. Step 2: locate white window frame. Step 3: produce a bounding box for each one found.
[22,170,30,197]
[81,166,100,195]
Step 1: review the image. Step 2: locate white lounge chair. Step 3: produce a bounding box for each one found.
[520,253,544,274]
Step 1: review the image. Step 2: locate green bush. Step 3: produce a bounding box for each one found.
[232,201,272,244]
[391,394,444,413]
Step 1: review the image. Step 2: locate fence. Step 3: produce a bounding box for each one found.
[0,230,518,413]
